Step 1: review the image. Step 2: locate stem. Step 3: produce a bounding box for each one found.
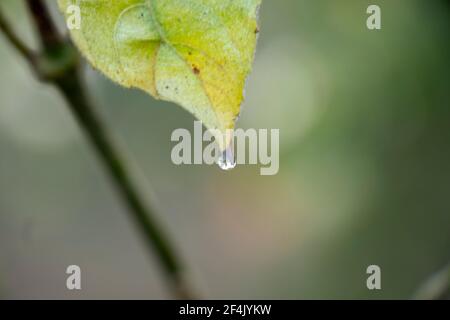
[414,263,450,300]
[0,4,35,61]
[25,0,62,52]
[0,0,194,299]
[57,64,193,300]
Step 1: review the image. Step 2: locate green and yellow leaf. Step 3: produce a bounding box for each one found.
[58,0,261,149]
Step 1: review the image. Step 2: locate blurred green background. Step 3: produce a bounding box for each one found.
[0,0,449,299]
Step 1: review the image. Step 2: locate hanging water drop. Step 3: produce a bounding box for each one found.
[217,143,236,171]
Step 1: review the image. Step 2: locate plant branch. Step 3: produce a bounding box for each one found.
[0,0,194,299]
[25,0,62,53]
[414,263,450,300]
[56,64,193,300]
[0,5,35,62]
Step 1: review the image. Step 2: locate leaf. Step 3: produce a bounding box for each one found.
[58,0,262,149]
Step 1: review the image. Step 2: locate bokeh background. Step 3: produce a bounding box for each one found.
[0,0,449,299]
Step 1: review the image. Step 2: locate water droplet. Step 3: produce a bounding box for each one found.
[217,144,236,171]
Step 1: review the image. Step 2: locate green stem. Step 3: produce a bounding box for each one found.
[414,263,450,300]
[57,63,193,299]
[0,0,194,299]
[0,4,35,61]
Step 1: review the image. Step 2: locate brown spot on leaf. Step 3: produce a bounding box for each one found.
[193,66,200,74]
